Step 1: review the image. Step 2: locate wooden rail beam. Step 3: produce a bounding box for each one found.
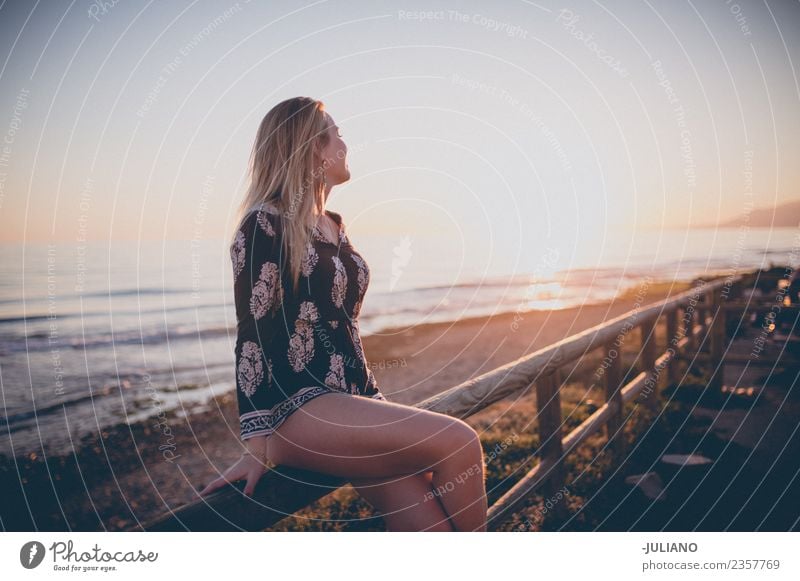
[131,466,346,531]
[130,274,741,532]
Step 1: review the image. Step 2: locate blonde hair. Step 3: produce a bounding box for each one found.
[233,96,331,294]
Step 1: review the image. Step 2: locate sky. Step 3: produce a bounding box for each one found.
[0,0,798,253]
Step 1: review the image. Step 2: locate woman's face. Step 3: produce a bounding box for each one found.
[318,113,350,186]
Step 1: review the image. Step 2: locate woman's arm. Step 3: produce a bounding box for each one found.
[232,208,285,442]
[244,433,268,460]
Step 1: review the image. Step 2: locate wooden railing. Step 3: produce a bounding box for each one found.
[130,272,752,532]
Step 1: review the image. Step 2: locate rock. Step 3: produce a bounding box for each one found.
[657,453,713,495]
[660,453,713,467]
[625,471,666,501]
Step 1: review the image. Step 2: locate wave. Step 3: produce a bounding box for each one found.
[0,302,229,325]
[0,324,236,354]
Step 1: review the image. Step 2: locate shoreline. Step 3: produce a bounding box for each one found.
[0,278,694,531]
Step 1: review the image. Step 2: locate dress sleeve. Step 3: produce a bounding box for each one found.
[230,208,286,441]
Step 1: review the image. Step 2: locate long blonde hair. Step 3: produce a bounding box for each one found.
[233,96,331,294]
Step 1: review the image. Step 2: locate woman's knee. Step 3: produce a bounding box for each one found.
[352,472,455,532]
[423,416,483,469]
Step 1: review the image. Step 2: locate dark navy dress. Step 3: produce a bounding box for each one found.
[230,201,385,441]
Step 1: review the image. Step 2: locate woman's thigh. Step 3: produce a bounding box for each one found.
[351,471,454,531]
[265,391,479,480]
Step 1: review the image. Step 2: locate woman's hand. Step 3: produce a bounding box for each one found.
[198,439,269,498]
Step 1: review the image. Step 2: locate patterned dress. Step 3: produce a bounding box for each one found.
[230,201,385,441]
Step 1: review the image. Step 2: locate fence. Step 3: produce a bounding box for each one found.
[131,273,748,531]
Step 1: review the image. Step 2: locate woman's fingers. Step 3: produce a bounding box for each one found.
[243,470,259,497]
[198,475,227,497]
[198,460,266,498]
[198,479,217,497]
[199,467,241,497]
[244,462,269,497]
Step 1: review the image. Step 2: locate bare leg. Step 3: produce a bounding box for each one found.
[265,392,488,532]
[351,471,454,531]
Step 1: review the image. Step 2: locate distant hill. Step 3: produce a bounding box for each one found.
[704,199,800,228]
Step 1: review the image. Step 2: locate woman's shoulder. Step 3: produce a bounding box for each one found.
[239,202,282,238]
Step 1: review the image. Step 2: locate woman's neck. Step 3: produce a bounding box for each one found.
[312,187,332,217]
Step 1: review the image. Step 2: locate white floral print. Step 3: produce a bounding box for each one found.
[331,256,347,308]
[350,253,368,317]
[250,261,282,319]
[301,241,318,277]
[267,358,273,386]
[329,320,339,329]
[324,353,347,391]
[351,320,365,362]
[257,208,276,237]
[238,341,265,397]
[298,300,319,322]
[287,300,320,372]
[351,253,368,294]
[231,230,246,280]
[311,226,326,244]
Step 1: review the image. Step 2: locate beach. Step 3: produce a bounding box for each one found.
[0,281,690,532]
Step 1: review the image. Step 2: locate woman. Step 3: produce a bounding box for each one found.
[199,97,488,532]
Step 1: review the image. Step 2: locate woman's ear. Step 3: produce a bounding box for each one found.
[313,136,330,172]
[312,137,323,164]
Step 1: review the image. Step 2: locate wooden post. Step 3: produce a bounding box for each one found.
[535,371,568,525]
[695,299,705,351]
[709,288,725,392]
[553,366,563,390]
[679,304,698,377]
[684,303,696,354]
[640,322,658,412]
[666,307,678,386]
[603,343,626,466]
[701,289,715,351]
